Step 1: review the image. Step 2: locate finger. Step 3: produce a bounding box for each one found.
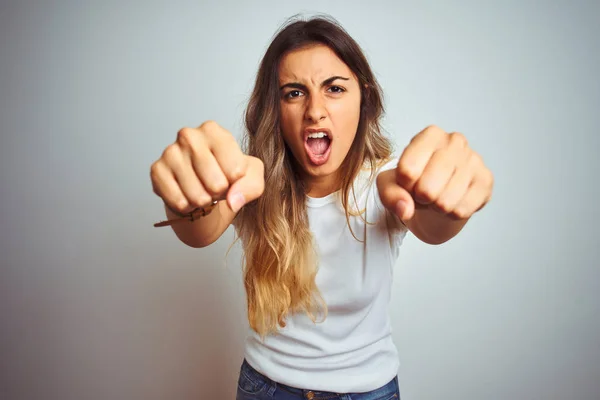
[451,184,490,220]
[472,152,495,192]
[412,147,457,205]
[226,156,265,213]
[177,123,237,199]
[150,159,191,213]
[164,145,213,210]
[431,162,474,214]
[202,123,248,183]
[173,161,214,209]
[189,149,230,199]
[396,125,447,192]
[376,169,415,221]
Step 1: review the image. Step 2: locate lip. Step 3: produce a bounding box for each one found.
[303,127,332,142]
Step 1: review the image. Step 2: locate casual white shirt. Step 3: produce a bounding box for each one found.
[243,157,407,392]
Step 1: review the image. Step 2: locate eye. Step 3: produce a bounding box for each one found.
[328,85,346,94]
[285,90,304,99]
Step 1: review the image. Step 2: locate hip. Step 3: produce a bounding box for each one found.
[236,358,400,400]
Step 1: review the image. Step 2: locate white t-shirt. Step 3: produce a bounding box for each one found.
[243,157,407,393]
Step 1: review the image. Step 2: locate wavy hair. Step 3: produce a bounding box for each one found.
[234,15,394,337]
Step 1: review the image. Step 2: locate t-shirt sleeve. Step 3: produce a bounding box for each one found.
[373,156,408,261]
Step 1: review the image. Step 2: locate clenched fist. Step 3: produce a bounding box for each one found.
[150,120,264,215]
[378,125,494,221]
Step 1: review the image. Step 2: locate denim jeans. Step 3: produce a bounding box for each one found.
[236,359,400,400]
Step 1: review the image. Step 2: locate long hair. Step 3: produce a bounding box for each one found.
[235,15,394,337]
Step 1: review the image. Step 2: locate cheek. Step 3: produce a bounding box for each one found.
[279,105,292,133]
[281,104,306,128]
[331,101,360,142]
[279,105,301,145]
[280,104,298,124]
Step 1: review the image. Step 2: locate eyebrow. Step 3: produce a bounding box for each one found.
[279,76,350,91]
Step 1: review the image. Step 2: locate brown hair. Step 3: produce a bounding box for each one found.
[235,14,393,338]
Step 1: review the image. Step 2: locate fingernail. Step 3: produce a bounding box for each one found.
[395,200,407,219]
[229,192,246,213]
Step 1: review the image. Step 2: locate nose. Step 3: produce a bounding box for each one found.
[304,94,327,123]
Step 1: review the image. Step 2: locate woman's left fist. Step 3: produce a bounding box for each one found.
[378,125,494,221]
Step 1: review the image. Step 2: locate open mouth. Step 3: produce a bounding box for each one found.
[304,131,332,166]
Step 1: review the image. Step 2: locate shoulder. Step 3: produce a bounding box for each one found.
[349,155,401,216]
[365,156,408,255]
[353,155,400,195]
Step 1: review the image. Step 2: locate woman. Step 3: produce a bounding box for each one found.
[150,15,494,400]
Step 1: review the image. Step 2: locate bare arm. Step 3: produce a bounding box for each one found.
[151,121,264,248]
[164,200,236,248]
[377,125,494,245]
[402,203,470,245]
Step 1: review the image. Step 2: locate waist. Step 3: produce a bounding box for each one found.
[240,358,400,397]
[243,332,399,392]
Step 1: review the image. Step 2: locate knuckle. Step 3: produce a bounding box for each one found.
[162,144,179,162]
[230,157,249,181]
[228,167,243,182]
[199,120,219,132]
[150,161,160,179]
[453,206,470,220]
[173,197,189,213]
[150,165,163,192]
[450,131,468,147]
[208,179,229,195]
[434,198,452,214]
[177,127,195,143]
[189,193,212,208]
[424,124,443,136]
[414,184,434,202]
[397,162,420,183]
[469,151,483,167]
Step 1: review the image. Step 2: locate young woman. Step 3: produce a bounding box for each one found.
[150,15,494,400]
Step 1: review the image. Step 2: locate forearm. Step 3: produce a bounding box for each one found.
[405,205,469,245]
[166,201,235,248]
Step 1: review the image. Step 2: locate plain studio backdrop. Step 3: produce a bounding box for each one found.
[1,1,598,399]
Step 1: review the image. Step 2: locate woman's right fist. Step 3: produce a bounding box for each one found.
[150,120,264,214]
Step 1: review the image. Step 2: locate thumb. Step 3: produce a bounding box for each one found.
[226,156,265,213]
[376,169,416,221]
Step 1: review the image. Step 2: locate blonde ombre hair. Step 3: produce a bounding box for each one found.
[234,15,394,337]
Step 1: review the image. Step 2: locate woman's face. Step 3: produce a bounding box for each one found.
[278,44,361,188]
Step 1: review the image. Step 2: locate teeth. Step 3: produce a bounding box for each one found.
[307,132,328,139]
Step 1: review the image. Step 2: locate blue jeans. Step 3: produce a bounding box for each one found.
[236,359,401,400]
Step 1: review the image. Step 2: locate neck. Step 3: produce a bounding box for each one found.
[304,173,341,198]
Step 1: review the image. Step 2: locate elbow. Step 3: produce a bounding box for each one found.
[174,231,218,249]
[412,231,446,245]
[421,236,452,246]
[410,227,456,246]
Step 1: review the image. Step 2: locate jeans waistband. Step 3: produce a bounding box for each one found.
[240,358,399,398]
